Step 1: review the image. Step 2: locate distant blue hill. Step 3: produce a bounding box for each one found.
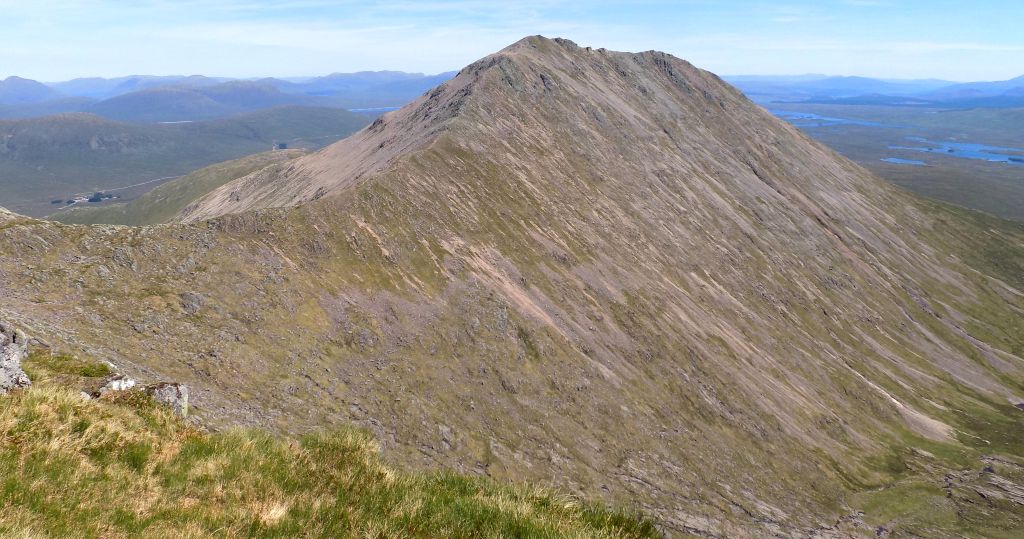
[725,73,1024,108]
[0,71,458,122]
[0,76,64,104]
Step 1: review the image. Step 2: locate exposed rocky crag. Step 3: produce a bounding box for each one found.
[0,321,31,394]
[145,382,190,417]
[92,375,189,417]
[1,38,1023,536]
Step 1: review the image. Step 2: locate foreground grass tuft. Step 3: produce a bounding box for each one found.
[0,387,659,538]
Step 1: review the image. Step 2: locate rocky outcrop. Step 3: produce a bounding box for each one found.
[93,375,189,418]
[179,292,205,315]
[145,383,189,417]
[0,321,31,394]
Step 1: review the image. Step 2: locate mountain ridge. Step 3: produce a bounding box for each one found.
[1,36,1023,536]
[86,81,323,122]
[181,36,742,220]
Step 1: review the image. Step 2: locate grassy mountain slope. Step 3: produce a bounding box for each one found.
[1,37,1023,536]
[0,107,368,217]
[0,97,96,120]
[51,150,306,226]
[0,353,654,538]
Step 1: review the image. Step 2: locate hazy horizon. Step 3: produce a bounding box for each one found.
[4,70,1011,87]
[2,1,1021,82]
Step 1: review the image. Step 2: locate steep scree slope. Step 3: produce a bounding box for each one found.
[2,37,1023,536]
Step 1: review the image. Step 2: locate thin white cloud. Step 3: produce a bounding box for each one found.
[842,0,889,6]
[0,0,1021,81]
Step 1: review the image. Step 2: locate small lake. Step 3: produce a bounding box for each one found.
[881,158,926,166]
[889,137,1024,165]
[769,110,902,128]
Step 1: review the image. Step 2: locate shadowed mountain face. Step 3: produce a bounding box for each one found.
[2,37,1023,536]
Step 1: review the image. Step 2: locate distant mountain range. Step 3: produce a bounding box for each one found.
[0,71,457,122]
[85,82,324,123]
[725,73,1024,108]
[9,69,1019,123]
[48,75,231,99]
[0,76,64,104]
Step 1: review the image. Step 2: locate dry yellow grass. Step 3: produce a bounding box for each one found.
[0,386,658,538]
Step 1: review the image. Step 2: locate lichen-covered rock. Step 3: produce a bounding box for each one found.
[180,292,205,315]
[145,383,189,417]
[0,321,31,394]
[98,375,136,394]
[95,375,188,417]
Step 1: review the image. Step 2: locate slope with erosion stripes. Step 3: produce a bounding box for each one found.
[178,66,475,222]
[2,37,1023,536]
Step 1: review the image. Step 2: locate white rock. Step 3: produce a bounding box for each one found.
[100,376,136,393]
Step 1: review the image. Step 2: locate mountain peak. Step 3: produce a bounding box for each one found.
[488,35,687,72]
[4,37,1024,536]
[500,34,580,52]
[178,37,730,221]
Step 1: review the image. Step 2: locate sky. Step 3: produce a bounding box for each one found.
[1,0,1022,82]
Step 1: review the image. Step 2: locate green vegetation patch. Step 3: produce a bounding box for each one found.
[855,481,951,527]
[0,387,658,538]
[951,400,1024,457]
[21,349,112,381]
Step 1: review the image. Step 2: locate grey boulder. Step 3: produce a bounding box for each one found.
[0,321,32,395]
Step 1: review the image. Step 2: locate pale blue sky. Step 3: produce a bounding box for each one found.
[2,0,1021,82]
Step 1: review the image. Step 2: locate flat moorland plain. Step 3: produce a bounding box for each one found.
[769,103,1024,220]
[0,106,368,217]
[50,150,307,226]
